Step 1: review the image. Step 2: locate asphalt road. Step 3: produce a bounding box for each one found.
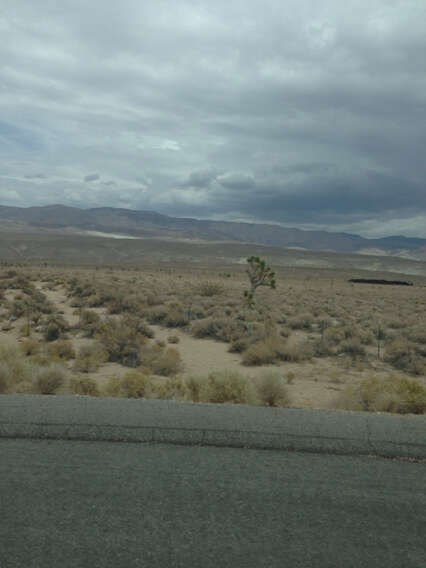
[1,438,425,568]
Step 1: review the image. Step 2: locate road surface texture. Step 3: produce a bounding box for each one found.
[1,395,425,567]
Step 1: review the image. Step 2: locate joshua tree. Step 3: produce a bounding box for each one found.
[244,256,276,306]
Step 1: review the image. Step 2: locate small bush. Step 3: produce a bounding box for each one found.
[78,310,101,338]
[153,376,188,400]
[151,347,183,377]
[48,340,76,361]
[385,339,425,375]
[167,334,180,344]
[197,281,225,297]
[105,370,152,398]
[185,376,205,402]
[34,365,66,394]
[73,344,108,373]
[255,372,291,407]
[19,338,41,356]
[200,370,256,404]
[96,317,147,367]
[69,375,100,396]
[335,375,426,414]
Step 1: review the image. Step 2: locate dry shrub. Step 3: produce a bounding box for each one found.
[48,340,76,361]
[73,344,108,373]
[242,340,278,366]
[288,313,314,330]
[197,281,225,297]
[153,376,188,400]
[34,365,66,394]
[185,376,205,402]
[191,317,243,343]
[19,338,41,356]
[255,372,291,407]
[385,339,425,375]
[96,317,147,367]
[339,339,366,359]
[144,306,168,324]
[167,334,180,344]
[151,347,183,377]
[335,375,426,414]
[69,375,100,396]
[78,309,101,338]
[200,370,256,404]
[105,370,152,398]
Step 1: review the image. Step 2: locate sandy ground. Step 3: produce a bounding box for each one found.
[1,282,415,409]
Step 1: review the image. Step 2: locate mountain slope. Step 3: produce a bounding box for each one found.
[0,204,425,259]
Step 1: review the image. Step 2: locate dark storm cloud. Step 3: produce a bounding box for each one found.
[0,0,425,236]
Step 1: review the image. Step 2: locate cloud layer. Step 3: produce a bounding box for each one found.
[1,0,425,236]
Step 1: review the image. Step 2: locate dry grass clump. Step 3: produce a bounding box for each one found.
[255,372,291,407]
[191,317,244,342]
[19,338,41,356]
[242,337,310,365]
[47,340,76,361]
[96,317,148,367]
[77,309,101,337]
[150,347,184,377]
[33,365,66,394]
[384,338,425,375]
[153,376,188,400]
[69,375,100,396]
[104,370,152,398]
[334,375,426,414]
[196,281,225,297]
[74,344,108,373]
[199,370,256,404]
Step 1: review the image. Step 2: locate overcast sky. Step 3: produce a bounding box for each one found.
[1,0,426,237]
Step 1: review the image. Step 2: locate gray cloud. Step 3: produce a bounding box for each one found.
[0,0,425,236]
[84,173,100,182]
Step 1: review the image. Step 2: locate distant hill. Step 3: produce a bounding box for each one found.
[1,204,426,261]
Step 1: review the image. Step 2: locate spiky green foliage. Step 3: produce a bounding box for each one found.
[244,256,276,306]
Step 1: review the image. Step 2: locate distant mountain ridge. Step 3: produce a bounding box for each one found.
[1,204,425,260]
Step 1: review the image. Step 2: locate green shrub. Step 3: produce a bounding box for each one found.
[255,372,291,407]
[69,375,100,396]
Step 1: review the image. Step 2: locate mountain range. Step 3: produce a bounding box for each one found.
[1,204,425,261]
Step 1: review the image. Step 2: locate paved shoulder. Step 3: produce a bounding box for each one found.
[1,394,425,458]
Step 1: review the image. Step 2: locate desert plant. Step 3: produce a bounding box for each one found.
[200,370,256,404]
[34,365,66,394]
[104,370,152,398]
[255,372,291,407]
[73,344,108,373]
[153,376,188,400]
[69,375,100,396]
[150,347,183,377]
[244,256,276,306]
[197,281,225,297]
[47,340,76,361]
[96,317,147,367]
